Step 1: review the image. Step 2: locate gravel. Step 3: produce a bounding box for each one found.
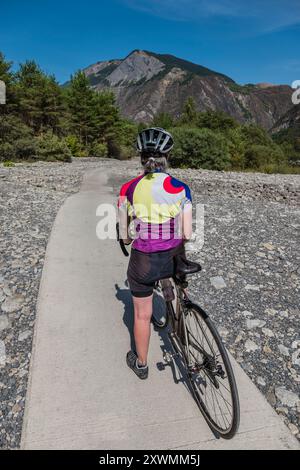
[0,158,109,449]
[0,157,299,447]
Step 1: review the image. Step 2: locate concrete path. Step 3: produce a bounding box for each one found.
[21,169,299,450]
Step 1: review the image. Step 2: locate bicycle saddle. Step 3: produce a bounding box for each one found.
[175,254,202,276]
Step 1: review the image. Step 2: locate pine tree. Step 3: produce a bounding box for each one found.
[180,97,198,125]
[66,71,95,146]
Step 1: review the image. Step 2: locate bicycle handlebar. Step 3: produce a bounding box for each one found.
[116,222,130,257]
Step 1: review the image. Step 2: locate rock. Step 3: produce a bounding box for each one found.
[12,403,22,414]
[257,376,266,387]
[210,276,226,290]
[279,310,289,318]
[292,340,300,349]
[0,315,9,331]
[18,330,31,342]
[235,261,244,269]
[276,407,288,415]
[18,369,28,378]
[0,288,5,302]
[262,242,275,251]
[219,327,229,338]
[292,350,300,367]
[245,339,260,352]
[262,328,275,337]
[288,423,299,435]
[234,334,243,344]
[245,284,260,291]
[0,340,6,366]
[263,344,273,354]
[278,344,289,356]
[246,319,266,329]
[275,386,300,407]
[2,285,12,296]
[1,294,24,313]
[242,310,253,317]
[266,388,277,406]
[264,308,277,316]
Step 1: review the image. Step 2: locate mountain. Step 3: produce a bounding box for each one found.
[83,50,293,129]
[271,104,300,160]
[271,104,300,135]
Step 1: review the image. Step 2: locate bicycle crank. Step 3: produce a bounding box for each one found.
[163,351,179,363]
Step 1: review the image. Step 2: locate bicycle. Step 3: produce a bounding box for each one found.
[116,223,240,439]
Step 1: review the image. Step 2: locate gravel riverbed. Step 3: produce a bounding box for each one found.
[0,158,299,448]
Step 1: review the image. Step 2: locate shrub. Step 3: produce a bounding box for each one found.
[240,124,273,147]
[0,115,33,143]
[197,110,239,132]
[170,127,231,170]
[35,132,72,162]
[107,139,121,158]
[118,145,135,160]
[14,137,37,160]
[90,142,108,158]
[244,144,286,169]
[65,135,87,158]
[3,160,15,167]
[117,119,138,148]
[0,142,15,161]
[226,128,246,170]
[151,112,174,129]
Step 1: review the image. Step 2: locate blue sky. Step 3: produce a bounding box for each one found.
[1,0,300,85]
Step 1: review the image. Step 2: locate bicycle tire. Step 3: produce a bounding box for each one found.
[181,302,240,439]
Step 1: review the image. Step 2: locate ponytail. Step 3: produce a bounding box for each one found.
[141,152,168,174]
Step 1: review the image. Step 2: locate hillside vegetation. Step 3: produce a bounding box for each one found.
[0,52,137,163]
[0,52,299,173]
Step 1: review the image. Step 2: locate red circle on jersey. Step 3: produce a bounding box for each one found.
[163,176,184,194]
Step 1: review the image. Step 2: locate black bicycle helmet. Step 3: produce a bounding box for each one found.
[137,127,174,154]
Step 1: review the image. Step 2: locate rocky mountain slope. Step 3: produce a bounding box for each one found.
[272,104,300,135]
[83,50,293,129]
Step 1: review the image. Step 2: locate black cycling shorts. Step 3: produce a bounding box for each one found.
[127,243,185,298]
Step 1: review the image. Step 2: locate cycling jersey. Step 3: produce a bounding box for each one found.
[118,170,192,253]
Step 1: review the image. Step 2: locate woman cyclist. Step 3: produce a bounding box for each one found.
[118,128,193,379]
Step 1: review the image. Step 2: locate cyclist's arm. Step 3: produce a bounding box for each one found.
[118,199,132,245]
[182,203,193,241]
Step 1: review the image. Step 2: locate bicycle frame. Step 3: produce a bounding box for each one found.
[160,276,212,371]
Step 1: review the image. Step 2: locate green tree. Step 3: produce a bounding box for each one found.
[0,114,34,161]
[240,124,273,147]
[180,97,198,125]
[66,71,95,145]
[15,61,65,133]
[197,110,238,132]
[91,90,120,148]
[170,127,230,170]
[151,112,174,129]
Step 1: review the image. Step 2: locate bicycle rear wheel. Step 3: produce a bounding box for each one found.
[181,303,240,439]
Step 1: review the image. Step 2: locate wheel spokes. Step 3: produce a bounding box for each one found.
[185,309,234,432]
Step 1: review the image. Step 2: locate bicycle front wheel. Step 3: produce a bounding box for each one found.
[181,303,240,439]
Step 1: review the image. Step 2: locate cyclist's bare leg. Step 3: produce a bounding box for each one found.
[133,294,153,366]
